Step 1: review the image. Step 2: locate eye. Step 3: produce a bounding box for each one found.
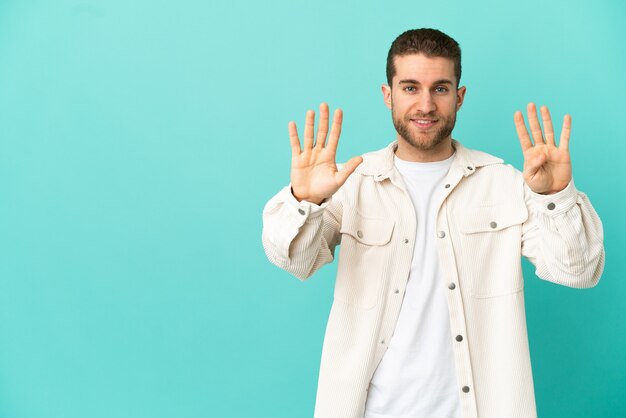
[403,86,417,93]
[434,86,449,94]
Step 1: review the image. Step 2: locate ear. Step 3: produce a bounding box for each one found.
[456,86,467,111]
[381,84,392,110]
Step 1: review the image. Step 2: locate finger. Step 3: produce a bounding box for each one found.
[335,155,363,187]
[514,111,532,151]
[559,114,572,151]
[540,105,555,146]
[315,103,329,149]
[326,108,343,154]
[303,110,315,150]
[527,103,544,145]
[288,121,301,157]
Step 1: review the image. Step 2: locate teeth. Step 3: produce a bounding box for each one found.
[416,120,435,124]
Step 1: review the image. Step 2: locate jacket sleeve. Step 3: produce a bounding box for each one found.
[262,185,343,280]
[521,179,605,288]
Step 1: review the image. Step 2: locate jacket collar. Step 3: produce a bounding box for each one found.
[354,139,504,181]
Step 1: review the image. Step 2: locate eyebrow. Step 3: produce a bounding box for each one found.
[398,79,454,85]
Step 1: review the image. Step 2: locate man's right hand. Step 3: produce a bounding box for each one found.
[289,103,363,205]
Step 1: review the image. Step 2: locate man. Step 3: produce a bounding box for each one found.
[262,28,604,418]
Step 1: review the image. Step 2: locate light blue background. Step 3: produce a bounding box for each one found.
[0,1,624,417]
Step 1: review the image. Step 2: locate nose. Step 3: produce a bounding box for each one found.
[415,91,436,114]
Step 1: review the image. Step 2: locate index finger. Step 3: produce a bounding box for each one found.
[514,111,533,151]
[325,108,343,154]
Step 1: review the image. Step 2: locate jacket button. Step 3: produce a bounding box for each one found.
[456,335,463,342]
[462,386,470,393]
[445,184,450,188]
[394,289,400,294]
[448,283,456,290]
[490,221,497,229]
[357,230,363,238]
[298,208,306,215]
[404,238,409,244]
[437,231,446,238]
[547,202,556,210]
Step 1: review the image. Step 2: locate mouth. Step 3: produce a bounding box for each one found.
[410,118,438,130]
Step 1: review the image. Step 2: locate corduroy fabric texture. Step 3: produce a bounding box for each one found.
[262,140,604,418]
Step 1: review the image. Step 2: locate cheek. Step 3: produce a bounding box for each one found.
[454,97,462,111]
[391,95,411,112]
[438,97,458,115]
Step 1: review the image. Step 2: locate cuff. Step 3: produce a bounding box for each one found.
[279,185,328,220]
[526,180,579,216]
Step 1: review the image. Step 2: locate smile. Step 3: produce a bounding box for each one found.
[410,119,438,129]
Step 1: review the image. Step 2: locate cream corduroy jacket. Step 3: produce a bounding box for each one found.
[262,140,604,418]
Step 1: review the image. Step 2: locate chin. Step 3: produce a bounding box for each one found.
[406,136,447,152]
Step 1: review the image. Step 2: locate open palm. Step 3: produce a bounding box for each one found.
[514,103,572,195]
[289,103,363,205]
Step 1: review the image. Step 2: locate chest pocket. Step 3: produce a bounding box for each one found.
[458,204,528,298]
[335,212,394,309]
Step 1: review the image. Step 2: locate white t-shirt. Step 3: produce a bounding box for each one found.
[364,152,461,418]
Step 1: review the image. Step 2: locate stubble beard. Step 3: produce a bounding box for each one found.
[392,107,457,152]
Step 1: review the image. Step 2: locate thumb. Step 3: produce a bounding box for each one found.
[335,156,363,187]
[524,152,546,176]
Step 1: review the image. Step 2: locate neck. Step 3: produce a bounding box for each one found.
[394,137,455,162]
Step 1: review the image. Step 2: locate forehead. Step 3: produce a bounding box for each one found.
[392,54,455,84]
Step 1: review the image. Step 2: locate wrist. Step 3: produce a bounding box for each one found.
[290,187,324,205]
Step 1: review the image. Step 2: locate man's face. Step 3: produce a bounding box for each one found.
[382,54,466,152]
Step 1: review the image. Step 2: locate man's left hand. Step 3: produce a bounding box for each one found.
[514,103,572,195]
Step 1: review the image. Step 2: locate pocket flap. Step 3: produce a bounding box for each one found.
[340,213,394,246]
[460,204,528,234]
